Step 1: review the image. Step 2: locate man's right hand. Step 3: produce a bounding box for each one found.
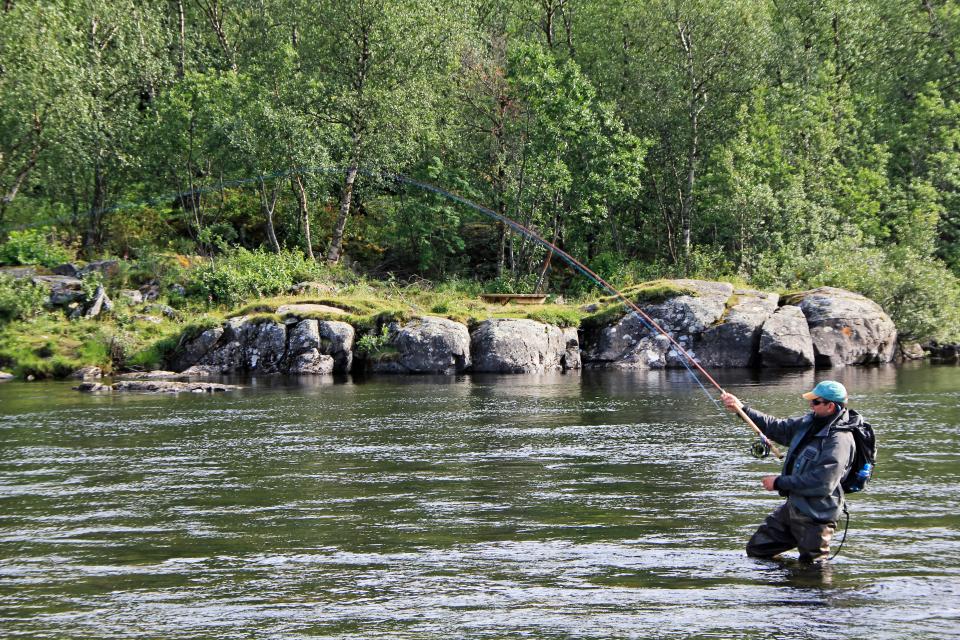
[721,391,743,412]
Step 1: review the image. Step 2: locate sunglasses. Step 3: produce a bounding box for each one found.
[810,398,831,406]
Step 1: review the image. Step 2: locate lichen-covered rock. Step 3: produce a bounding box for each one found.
[78,260,120,279]
[320,320,354,373]
[696,290,779,368]
[373,316,470,374]
[83,285,113,318]
[583,280,734,369]
[898,342,926,361]
[118,289,144,305]
[32,275,84,306]
[170,326,223,372]
[286,319,354,374]
[289,350,335,374]
[276,303,348,317]
[795,287,897,366]
[760,305,815,367]
[240,319,287,373]
[470,318,569,373]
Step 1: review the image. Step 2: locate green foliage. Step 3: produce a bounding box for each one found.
[0,315,113,378]
[760,238,960,342]
[0,228,73,267]
[186,247,329,306]
[0,275,48,322]
[356,325,392,356]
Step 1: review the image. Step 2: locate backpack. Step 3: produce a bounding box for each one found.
[838,417,877,494]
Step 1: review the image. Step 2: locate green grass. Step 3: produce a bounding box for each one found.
[0,314,113,378]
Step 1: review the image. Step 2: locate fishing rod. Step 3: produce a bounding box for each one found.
[386,173,783,460]
[5,165,780,457]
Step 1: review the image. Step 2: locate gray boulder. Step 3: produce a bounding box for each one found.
[584,280,734,369]
[240,319,287,373]
[696,289,779,368]
[32,275,84,306]
[119,289,144,305]
[170,326,223,372]
[76,380,240,393]
[470,318,569,373]
[760,305,815,367]
[78,260,120,279]
[0,371,16,381]
[69,366,103,380]
[83,285,113,318]
[373,316,470,374]
[1,265,39,279]
[51,263,80,277]
[795,287,897,366]
[320,320,355,373]
[561,327,582,370]
[286,319,354,374]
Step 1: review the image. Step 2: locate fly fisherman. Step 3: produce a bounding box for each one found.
[721,381,858,564]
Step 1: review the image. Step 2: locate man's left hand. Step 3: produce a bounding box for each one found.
[761,475,779,491]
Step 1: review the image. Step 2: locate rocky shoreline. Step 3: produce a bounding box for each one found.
[151,280,911,377]
[4,277,959,388]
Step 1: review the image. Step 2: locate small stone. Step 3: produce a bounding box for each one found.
[119,289,144,304]
[69,366,103,380]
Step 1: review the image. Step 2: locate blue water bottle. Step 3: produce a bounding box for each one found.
[849,462,873,493]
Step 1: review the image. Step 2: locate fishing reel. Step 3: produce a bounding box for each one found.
[750,437,771,459]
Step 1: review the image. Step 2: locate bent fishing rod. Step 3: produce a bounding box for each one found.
[26,165,781,458]
[387,173,783,460]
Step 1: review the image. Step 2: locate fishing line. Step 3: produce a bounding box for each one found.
[3,165,776,454]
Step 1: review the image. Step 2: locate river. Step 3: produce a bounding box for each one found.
[1,364,958,638]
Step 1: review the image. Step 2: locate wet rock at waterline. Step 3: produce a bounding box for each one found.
[0,371,14,382]
[696,289,779,368]
[795,287,897,366]
[75,381,240,393]
[583,280,734,369]
[372,316,470,374]
[287,319,354,375]
[759,305,815,367]
[69,366,102,380]
[582,281,897,370]
[171,315,354,375]
[161,280,903,376]
[470,318,573,373]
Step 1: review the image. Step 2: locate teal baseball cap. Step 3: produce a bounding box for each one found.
[802,380,848,403]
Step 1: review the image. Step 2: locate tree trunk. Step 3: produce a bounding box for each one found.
[259,178,281,254]
[327,164,358,264]
[174,0,185,78]
[291,173,314,260]
[84,160,107,255]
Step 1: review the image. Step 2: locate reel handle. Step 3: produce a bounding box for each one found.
[732,404,784,459]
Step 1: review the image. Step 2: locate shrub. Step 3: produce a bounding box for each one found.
[0,275,48,322]
[756,238,960,342]
[185,247,332,306]
[0,227,73,267]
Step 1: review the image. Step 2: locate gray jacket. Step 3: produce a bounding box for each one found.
[744,406,859,523]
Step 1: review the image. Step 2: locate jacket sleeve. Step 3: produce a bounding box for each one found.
[742,406,806,447]
[775,431,856,497]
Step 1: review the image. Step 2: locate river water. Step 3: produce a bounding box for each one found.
[1,364,958,639]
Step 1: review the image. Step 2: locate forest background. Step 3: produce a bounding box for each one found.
[2,0,959,345]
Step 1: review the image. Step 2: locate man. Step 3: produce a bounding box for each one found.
[721,380,860,563]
